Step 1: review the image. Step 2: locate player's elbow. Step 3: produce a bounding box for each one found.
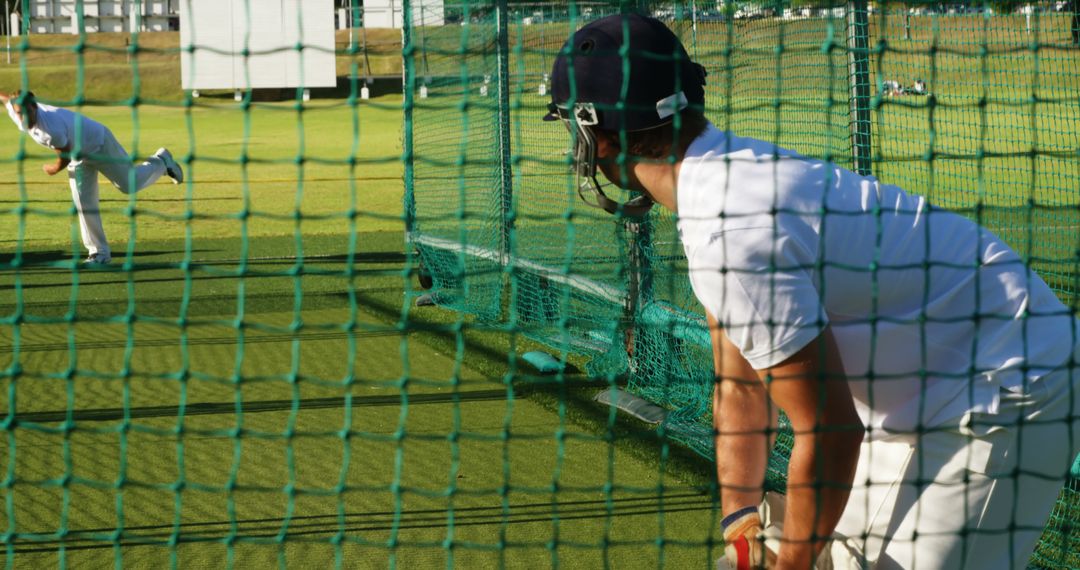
[786,385,864,444]
[822,413,865,467]
[825,399,865,444]
[828,414,864,484]
[833,415,865,453]
[792,402,864,451]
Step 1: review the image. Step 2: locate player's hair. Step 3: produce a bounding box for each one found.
[597,108,710,161]
[17,91,37,127]
[16,90,35,105]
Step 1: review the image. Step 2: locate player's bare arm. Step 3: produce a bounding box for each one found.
[708,312,776,514]
[762,330,862,569]
[43,145,71,176]
[0,91,22,106]
[709,313,781,568]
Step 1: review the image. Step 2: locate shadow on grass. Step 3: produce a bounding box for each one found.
[0,249,219,267]
[0,196,236,205]
[323,251,408,264]
[13,388,518,424]
[10,492,714,554]
[3,249,405,270]
[0,250,406,299]
[0,250,73,265]
[2,327,401,354]
[2,234,716,493]
[347,290,718,489]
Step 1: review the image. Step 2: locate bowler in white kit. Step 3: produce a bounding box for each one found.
[2,90,183,265]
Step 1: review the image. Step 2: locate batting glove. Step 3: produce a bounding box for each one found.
[717,506,777,570]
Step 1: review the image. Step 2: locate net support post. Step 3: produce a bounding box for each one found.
[624,218,654,364]
[402,0,417,247]
[495,0,514,264]
[846,0,872,176]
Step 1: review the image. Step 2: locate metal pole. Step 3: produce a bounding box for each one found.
[5,1,10,64]
[1073,0,1080,46]
[847,0,873,176]
[624,218,654,365]
[495,0,513,263]
[360,8,371,98]
[402,0,416,243]
[346,0,353,50]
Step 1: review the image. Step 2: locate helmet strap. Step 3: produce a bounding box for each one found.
[578,174,654,217]
[568,118,653,218]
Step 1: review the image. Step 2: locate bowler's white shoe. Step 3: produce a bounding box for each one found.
[155,148,184,184]
[84,252,112,265]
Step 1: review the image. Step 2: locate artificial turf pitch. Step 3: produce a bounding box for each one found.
[0,231,725,568]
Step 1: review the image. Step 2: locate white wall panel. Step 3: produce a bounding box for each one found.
[23,1,179,34]
[361,1,443,29]
[180,0,336,90]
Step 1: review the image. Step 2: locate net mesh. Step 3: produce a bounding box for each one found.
[407,1,1080,567]
[1,0,1078,566]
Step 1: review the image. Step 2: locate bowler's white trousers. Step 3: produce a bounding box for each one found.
[758,362,1080,569]
[68,129,166,257]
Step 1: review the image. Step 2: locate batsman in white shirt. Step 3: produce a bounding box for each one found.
[545,14,1080,569]
[2,90,183,265]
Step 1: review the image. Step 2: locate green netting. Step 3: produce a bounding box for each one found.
[406,1,1080,567]
[0,0,1078,566]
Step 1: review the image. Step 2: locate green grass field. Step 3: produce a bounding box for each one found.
[0,234,721,568]
[1,9,1079,568]
[0,35,725,567]
[0,98,726,566]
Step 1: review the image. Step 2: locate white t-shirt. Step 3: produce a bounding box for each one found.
[5,101,108,154]
[677,124,1077,435]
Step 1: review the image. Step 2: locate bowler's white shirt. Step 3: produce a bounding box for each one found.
[6,101,107,154]
[677,124,1076,435]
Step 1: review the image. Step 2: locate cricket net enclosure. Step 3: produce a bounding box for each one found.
[404,1,1080,566]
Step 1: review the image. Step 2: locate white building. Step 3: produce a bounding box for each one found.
[17,0,177,34]
[353,0,443,29]
[179,0,337,92]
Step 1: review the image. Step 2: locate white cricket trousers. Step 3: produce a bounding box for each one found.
[68,129,166,257]
[761,362,1080,569]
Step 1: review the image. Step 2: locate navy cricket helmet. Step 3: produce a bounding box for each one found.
[543,13,706,132]
[543,13,707,216]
